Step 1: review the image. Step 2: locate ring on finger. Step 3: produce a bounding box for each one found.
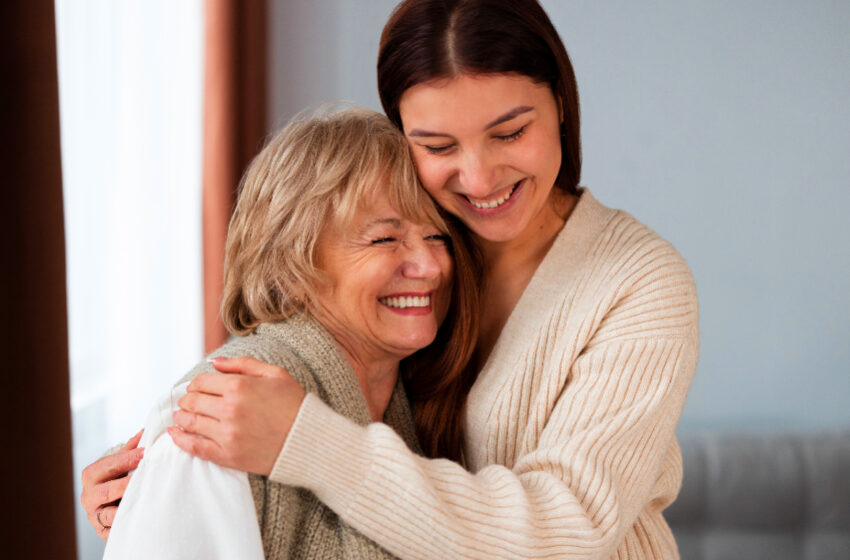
[96,509,111,530]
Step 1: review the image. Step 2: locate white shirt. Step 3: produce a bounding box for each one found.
[103,382,265,560]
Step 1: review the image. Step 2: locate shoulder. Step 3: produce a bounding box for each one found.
[601,209,696,295]
[566,192,698,342]
[213,327,304,367]
[173,323,310,388]
[597,214,697,343]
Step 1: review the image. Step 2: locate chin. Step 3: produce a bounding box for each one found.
[467,221,525,243]
[393,331,439,355]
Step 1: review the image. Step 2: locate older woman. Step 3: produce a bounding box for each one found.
[98,107,479,559]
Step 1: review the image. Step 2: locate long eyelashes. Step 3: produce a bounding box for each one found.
[425,144,452,155]
[371,234,449,245]
[496,125,526,142]
[425,234,450,244]
[422,125,527,154]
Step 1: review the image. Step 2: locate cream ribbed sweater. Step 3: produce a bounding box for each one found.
[270,190,699,559]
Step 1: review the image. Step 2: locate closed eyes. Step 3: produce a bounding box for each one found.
[421,124,527,154]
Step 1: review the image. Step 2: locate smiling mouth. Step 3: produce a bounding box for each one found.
[378,294,432,309]
[465,180,521,210]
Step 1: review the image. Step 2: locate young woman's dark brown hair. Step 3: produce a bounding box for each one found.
[378,0,582,196]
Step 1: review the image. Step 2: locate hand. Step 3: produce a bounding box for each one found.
[80,429,144,541]
[169,356,307,476]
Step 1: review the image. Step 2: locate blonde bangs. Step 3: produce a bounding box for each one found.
[324,112,445,234]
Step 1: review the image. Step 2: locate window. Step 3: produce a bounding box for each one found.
[55,1,204,557]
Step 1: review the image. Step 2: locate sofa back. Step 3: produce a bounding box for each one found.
[667,431,850,560]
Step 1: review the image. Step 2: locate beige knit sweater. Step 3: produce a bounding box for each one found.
[270,189,699,559]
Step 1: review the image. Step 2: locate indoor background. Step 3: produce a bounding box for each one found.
[47,1,850,558]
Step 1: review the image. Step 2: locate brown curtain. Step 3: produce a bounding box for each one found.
[203,0,268,352]
[0,1,78,558]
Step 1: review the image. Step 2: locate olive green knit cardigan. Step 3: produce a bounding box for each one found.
[179,315,419,559]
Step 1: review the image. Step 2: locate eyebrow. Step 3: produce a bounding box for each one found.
[407,105,534,138]
[359,217,402,231]
[483,106,533,130]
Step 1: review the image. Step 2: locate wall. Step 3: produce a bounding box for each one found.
[268,0,850,431]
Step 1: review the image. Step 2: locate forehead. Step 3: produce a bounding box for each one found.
[401,73,550,111]
[330,191,437,235]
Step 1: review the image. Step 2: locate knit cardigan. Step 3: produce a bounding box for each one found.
[268,189,699,559]
[180,316,419,559]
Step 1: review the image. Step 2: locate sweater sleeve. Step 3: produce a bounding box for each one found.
[269,263,698,560]
[271,341,695,559]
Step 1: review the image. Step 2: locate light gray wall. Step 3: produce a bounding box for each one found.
[269,0,850,431]
[269,0,397,126]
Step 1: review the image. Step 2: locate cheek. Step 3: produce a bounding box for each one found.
[541,129,564,175]
[411,155,449,199]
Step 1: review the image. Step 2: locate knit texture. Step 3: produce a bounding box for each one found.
[179,316,419,559]
[270,189,699,559]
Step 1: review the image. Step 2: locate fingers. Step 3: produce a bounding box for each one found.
[186,371,229,396]
[178,390,229,421]
[167,425,225,465]
[81,447,144,487]
[122,428,144,450]
[92,505,118,541]
[172,408,221,440]
[209,355,293,379]
[81,462,135,511]
[98,505,118,529]
[95,475,132,510]
[83,475,131,540]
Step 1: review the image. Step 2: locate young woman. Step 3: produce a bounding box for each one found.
[84,1,698,557]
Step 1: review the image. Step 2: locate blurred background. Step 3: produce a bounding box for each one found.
[15,0,849,558]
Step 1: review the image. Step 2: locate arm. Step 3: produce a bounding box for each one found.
[270,333,696,559]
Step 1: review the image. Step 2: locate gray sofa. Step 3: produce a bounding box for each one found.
[666,431,850,560]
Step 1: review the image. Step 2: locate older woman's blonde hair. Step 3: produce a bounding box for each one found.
[221,106,447,335]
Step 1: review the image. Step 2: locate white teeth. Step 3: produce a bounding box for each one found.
[468,183,518,209]
[379,295,431,309]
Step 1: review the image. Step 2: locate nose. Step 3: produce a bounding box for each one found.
[400,239,444,280]
[457,148,497,198]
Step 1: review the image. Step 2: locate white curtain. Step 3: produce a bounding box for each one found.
[55,1,204,558]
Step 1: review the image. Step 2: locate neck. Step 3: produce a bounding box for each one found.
[476,189,576,269]
[340,349,399,422]
[469,190,578,371]
[311,308,401,422]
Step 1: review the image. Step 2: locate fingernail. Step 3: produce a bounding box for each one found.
[208,356,225,363]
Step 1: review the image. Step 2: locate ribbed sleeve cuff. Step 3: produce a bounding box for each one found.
[268,392,371,515]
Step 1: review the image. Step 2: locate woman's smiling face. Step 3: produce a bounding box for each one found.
[310,189,454,363]
[398,73,563,244]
